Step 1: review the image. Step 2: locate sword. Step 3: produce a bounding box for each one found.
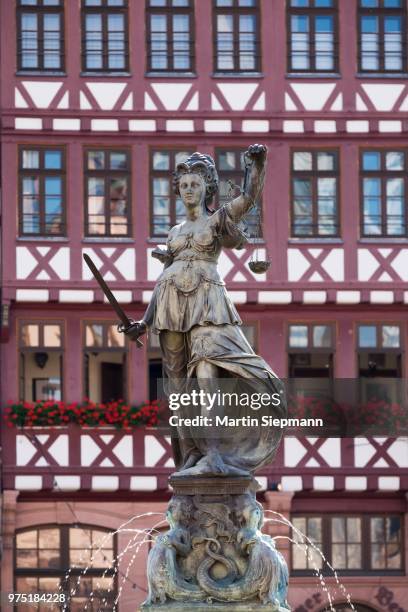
[83,253,143,348]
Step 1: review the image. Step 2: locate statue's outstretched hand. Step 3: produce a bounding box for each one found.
[245,143,268,165]
[118,319,147,343]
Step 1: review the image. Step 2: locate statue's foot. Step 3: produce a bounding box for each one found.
[205,449,229,475]
[181,451,202,470]
[173,452,249,478]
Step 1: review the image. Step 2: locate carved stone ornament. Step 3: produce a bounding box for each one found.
[141,477,290,611]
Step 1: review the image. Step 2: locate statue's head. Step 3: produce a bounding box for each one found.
[167,496,194,525]
[173,152,219,209]
[235,494,264,530]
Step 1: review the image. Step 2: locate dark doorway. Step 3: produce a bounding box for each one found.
[101,362,124,402]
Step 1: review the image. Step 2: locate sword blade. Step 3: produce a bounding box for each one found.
[83,253,143,347]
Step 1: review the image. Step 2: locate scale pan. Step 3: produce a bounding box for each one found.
[248,260,271,274]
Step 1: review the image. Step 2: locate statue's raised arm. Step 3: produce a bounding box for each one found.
[225,143,267,224]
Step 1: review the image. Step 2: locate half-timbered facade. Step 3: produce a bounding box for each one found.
[1,1,407,610]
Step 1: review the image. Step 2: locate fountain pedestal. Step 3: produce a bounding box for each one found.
[141,475,289,611]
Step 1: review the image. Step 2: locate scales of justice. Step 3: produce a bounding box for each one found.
[84,144,290,610]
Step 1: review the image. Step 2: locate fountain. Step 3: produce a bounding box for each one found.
[80,144,356,610]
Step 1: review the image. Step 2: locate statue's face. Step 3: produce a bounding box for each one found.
[179,173,205,208]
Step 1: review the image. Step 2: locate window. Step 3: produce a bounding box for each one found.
[82,0,128,72]
[292,515,403,574]
[291,150,339,237]
[213,0,260,73]
[19,321,64,402]
[216,149,262,238]
[288,323,334,380]
[19,147,65,237]
[147,0,194,72]
[17,0,64,72]
[357,323,402,403]
[150,150,192,236]
[288,0,338,73]
[288,323,334,399]
[361,150,407,237]
[15,525,116,610]
[358,0,407,73]
[85,149,131,236]
[84,322,127,402]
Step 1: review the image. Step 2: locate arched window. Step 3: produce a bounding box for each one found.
[15,525,117,610]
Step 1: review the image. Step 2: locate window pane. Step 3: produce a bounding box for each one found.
[86,324,103,347]
[44,150,62,169]
[21,324,39,347]
[23,150,40,169]
[16,549,38,568]
[217,14,234,70]
[17,530,37,548]
[332,517,345,541]
[348,544,362,569]
[107,325,125,347]
[289,325,308,348]
[385,16,402,71]
[386,151,404,170]
[315,16,334,71]
[85,14,103,69]
[43,325,61,347]
[363,177,381,235]
[291,15,310,70]
[332,543,347,568]
[361,16,379,71]
[108,13,125,70]
[175,151,190,165]
[313,325,332,348]
[359,325,377,348]
[361,0,379,7]
[293,152,312,171]
[317,152,335,171]
[382,325,400,348]
[386,178,404,235]
[88,150,105,170]
[318,177,336,234]
[110,152,127,170]
[363,151,381,171]
[21,12,39,69]
[348,517,361,542]
[153,152,170,170]
[291,0,310,5]
[110,177,128,235]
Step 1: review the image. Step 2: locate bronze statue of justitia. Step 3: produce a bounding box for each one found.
[122,144,287,478]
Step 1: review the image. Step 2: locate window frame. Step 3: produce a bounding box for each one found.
[18,319,65,402]
[291,513,404,576]
[81,0,129,73]
[287,0,339,74]
[288,322,335,353]
[213,0,261,74]
[291,148,340,238]
[18,146,66,238]
[356,322,402,352]
[149,148,195,238]
[360,148,408,238]
[83,319,129,402]
[16,0,65,73]
[357,0,407,74]
[14,524,117,605]
[84,147,132,238]
[146,0,195,73]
